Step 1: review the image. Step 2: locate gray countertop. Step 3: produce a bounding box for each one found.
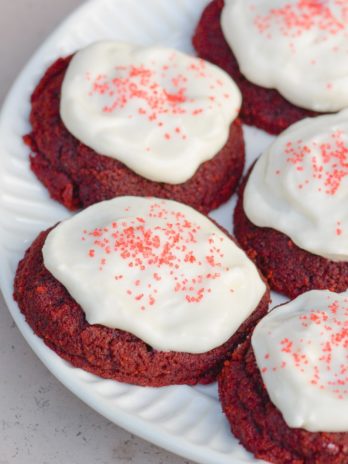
[0,1,195,462]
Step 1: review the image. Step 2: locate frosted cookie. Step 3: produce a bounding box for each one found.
[14,197,269,387]
[219,290,348,464]
[234,110,348,297]
[24,41,244,211]
[193,0,348,134]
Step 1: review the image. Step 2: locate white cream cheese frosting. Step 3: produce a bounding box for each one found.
[243,110,348,261]
[60,41,242,184]
[221,0,348,112]
[252,290,348,432]
[42,197,265,354]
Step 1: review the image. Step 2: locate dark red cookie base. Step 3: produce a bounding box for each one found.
[14,227,270,387]
[234,172,348,298]
[193,0,318,135]
[218,337,348,464]
[24,55,245,212]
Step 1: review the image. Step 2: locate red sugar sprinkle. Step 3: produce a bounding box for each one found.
[262,299,348,400]
[85,54,230,150]
[336,221,343,236]
[254,0,348,40]
[81,202,228,311]
[282,130,348,196]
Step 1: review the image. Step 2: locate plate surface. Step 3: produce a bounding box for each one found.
[0,1,281,463]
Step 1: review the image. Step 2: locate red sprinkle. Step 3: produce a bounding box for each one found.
[281,130,348,196]
[85,54,229,148]
[254,0,348,39]
[261,298,348,399]
[82,201,229,311]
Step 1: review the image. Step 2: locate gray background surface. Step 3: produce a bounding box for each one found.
[0,1,196,462]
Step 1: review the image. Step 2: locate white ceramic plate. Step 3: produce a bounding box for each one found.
[0,1,283,463]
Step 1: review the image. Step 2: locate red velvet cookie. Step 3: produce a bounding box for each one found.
[24,53,245,212]
[14,226,270,388]
[218,335,348,464]
[192,0,317,135]
[233,171,348,298]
